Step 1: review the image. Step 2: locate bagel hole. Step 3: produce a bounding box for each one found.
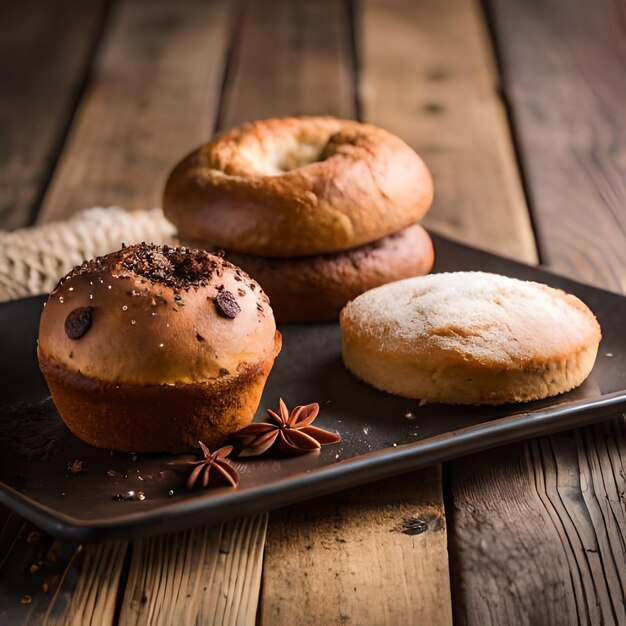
[244,137,330,176]
[278,141,326,172]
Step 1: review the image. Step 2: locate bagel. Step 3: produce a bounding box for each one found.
[340,272,601,405]
[37,243,281,452]
[182,223,435,323]
[163,116,433,257]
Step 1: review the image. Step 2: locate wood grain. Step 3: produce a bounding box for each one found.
[487,0,626,292]
[259,469,452,625]
[0,0,109,230]
[0,519,126,626]
[119,516,267,626]
[218,0,355,129]
[448,421,626,626]
[358,0,537,262]
[37,0,235,222]
[47,542,128,626]
[0,512,265,626]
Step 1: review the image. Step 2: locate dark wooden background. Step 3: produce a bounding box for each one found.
[0,0,624,624]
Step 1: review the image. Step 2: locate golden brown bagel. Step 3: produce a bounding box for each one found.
[183,223,435,323]
[37,243,281,452]
[163,116,433,257]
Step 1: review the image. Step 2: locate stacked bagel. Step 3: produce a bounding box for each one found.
[163,116,435,322]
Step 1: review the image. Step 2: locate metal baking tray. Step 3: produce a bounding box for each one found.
[1,233,624,541]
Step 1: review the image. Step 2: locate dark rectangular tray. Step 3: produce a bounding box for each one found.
[1,233,624,541]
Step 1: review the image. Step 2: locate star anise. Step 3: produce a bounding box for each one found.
[231,399,341,457]
[186,442,240,489]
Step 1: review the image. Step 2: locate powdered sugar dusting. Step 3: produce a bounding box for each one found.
[342,272,600,366]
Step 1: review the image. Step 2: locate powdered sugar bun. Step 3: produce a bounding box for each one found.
[340,272,601,405]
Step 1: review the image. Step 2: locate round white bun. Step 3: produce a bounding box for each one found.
[340,271,602,405]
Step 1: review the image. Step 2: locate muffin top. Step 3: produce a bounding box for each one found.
[38,243,279,385]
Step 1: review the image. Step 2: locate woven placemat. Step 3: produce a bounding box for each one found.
[0,208,176,302]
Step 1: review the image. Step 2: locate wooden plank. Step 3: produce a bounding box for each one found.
[358,0,537,262]
[0,514,263,626]
[38,0,235,222]
[436,1,626,623]
[118,516,267,626]
[260,470,452,625]
[448,423,626,625]
[0,0,109,230]
[0,517,126,626]
[218,0,354,129]
[487,0,626,292]
[46,542,128,626]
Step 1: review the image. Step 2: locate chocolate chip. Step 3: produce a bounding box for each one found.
[65,307,93,339]
[215,290,241,319]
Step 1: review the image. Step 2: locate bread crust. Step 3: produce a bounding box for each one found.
[196,224,435,323]
[163,116,433,257]
[340,272,602,405]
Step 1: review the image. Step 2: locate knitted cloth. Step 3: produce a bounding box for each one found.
[0,208,175,302]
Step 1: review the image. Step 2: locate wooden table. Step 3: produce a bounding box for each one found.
[1,0,624,623]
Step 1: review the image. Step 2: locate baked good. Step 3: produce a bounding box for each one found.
[163,116,436,323]
[163,116,433,257]
[340,272,601,405]
[204,223,435,323]
[37,243,281,452]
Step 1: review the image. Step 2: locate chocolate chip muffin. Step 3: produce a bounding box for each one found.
[37,243,282,452]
